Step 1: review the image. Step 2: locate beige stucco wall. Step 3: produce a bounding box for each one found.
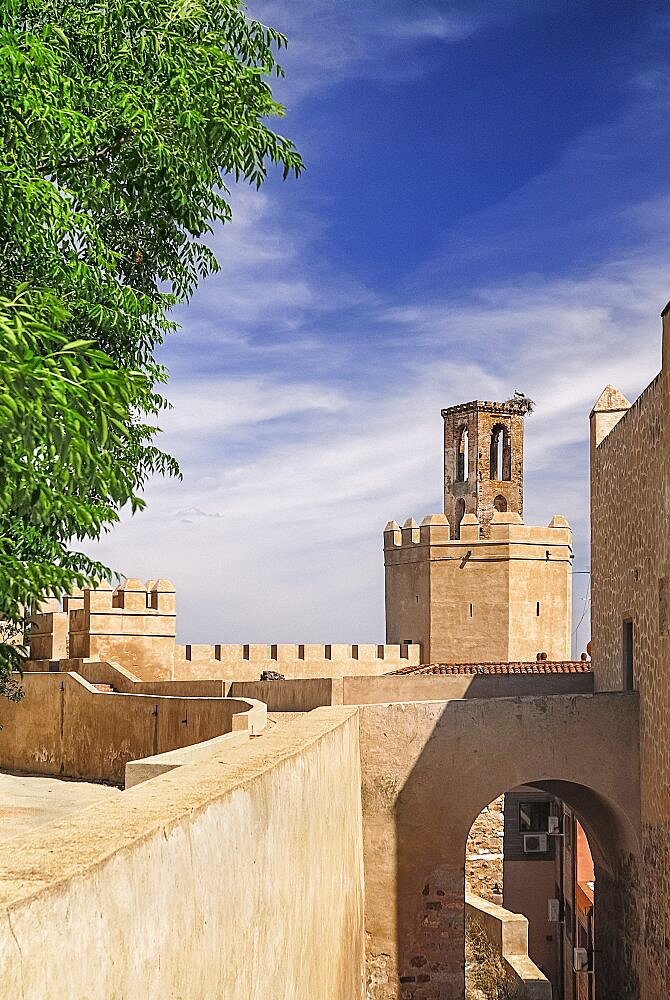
[0,671,265,784]
[222,672,593,714]
[343,671,592,705]
[590,310,670,997]
[384,513,572,663]
[229,677,338,711]
[358,694,639,1000]
[0,707,365,1000]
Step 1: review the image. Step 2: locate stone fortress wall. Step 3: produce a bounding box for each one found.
[589,305,670,997]
[30,580,420,681]
[8,336,667,1000]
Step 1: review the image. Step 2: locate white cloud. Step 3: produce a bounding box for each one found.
[90,231,666,659]
[247,0,482,100]
[85,22,670,659]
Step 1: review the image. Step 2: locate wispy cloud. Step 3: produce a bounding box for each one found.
[91,217,667,655]
[87,2,670,661]
[249,0,482,99]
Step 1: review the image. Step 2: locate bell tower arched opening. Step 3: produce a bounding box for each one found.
[456,427,469,483]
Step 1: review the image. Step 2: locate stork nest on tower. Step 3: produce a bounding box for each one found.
[506,390,535,415]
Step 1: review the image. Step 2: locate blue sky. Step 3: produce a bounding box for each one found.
[91,0,670,654]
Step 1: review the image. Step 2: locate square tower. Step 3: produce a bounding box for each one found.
[442,398,530,539]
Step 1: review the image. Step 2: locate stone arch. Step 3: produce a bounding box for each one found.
[462,778,638,875]
[460,777,639,1000]
[493,494,507,513]
[379,694,641,1000]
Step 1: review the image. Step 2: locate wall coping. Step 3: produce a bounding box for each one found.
[0,707,359,911]
[466,892,552,1000]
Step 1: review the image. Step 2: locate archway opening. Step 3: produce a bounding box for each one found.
[490,425,511,481]
[464,783,611,1000]
[493,495,507,513]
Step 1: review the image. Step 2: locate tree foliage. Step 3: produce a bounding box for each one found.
[0,0,302,679]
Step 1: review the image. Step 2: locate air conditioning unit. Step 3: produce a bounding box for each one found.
[523,833,548,853]
[548,815,561,835]
[548,898,562,922]
[573,947,590,973]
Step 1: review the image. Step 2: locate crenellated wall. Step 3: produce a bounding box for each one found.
[31,579,177,677]
[29,583,420,681]
[384,510,573,663]
[173,641,420,680]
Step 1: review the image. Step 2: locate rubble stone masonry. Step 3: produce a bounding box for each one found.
[465,797,504,901]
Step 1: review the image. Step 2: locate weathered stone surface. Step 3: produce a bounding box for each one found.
[465,796,504,901]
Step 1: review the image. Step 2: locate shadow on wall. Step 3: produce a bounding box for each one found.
[386,697,641,1000]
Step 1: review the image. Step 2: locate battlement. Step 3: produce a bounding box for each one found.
[30,580,178,674]
[384,511,572,550]
[28,582,420,682]
[173,642,421,680]
[384,510,573,664]
[177,642,419,663]
[35,579,176,618]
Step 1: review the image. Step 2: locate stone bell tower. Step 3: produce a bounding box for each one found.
[442,397,530,539]
[385,393,572,664]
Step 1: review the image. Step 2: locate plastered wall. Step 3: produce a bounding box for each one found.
[0,671,264,784]
[223,671,593,713]
[0,708,366,1000]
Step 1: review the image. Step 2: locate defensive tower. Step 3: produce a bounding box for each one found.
[385,396,572,664]
[442,397,531,539]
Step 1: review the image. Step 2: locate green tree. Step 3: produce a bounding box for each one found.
[0,0,302,683]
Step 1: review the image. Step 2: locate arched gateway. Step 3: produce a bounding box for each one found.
[359,692,640,1000]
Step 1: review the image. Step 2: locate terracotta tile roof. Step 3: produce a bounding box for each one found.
[387,661,591,676]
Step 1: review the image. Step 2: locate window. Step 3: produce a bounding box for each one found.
[536,601,541,617]
[457,427,469,482]
[494,494,507,512]
[519,800,550,832]
[469,603,474,618]
[455,498,466,539]
[623,619,634,691]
